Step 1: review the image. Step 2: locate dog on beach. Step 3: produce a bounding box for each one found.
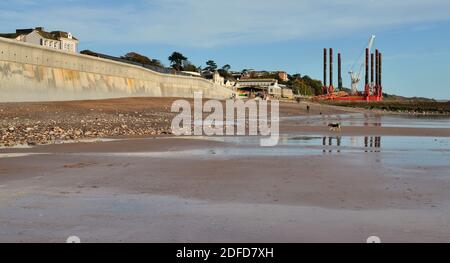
[328,122,342,132]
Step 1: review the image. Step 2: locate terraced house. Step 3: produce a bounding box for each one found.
[0,27,78,53]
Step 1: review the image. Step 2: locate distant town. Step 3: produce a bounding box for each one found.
[0,26,324,101]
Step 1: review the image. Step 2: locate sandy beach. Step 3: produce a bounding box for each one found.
[1,98,450,242]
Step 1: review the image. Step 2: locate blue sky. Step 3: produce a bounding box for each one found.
[1,0,450,99]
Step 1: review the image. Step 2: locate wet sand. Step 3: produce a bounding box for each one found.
[1,99,450,242]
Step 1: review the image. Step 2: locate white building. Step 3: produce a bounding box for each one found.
[212,71,225,86]
[0,27,79,53]
[237,78,282,98]
[225,79,237,89]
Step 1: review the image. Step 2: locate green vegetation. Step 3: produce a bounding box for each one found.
[205,60,218,71]
[168,52,188,71]
[287,75,323,96]
[121,52,164,68]
[217,64,232,79]
[221,64,231,72]
[182,60,200,72]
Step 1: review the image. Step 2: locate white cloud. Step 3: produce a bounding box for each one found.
[1,0,450,47]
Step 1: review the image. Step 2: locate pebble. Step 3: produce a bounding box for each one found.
[0,110,173,147]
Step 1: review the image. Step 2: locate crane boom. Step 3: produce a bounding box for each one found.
[349,35,376,94]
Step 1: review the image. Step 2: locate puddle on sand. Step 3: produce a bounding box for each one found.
[0,138,121,150]
[0,153,48,159]
[89,147,323,159]
[78,135,450,169]
[283,135,450,150]
[186,135,450,151]
[284,113,450,128]
[285,136,450,167]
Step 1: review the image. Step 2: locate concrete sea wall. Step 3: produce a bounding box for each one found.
[0,37,233,102]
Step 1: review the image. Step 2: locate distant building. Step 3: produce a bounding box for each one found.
[0,27,79,53]
[240,70,289,82]
[281,87,294,99]
[241,70,270,79]
[212,71,225,86]
[225,80,237,89]
[237,78,282,98]
[277,71,289,82]
[201,70,226,86]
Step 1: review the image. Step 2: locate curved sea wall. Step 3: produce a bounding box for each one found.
[0,37,233,102]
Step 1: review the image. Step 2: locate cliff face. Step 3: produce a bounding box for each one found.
[0,37,232,102]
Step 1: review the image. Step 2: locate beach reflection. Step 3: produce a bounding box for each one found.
[321,136,381,153]
[364,136,382,152]
[285,112,450,128]
[322,136,342,153]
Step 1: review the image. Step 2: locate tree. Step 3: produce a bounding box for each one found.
[297,81,313,96]
[205,60,218,71]
[285,74,324,96]
[289,80,311,96]
[121,52,164,68]
[291,73,302,80]
[222,64,231,72]
[122,52,151,64]
[216,64,232,79]
[168,52,188,71]
[148,59,165,68]
[182,60,199,72]
[301,75,323,95]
